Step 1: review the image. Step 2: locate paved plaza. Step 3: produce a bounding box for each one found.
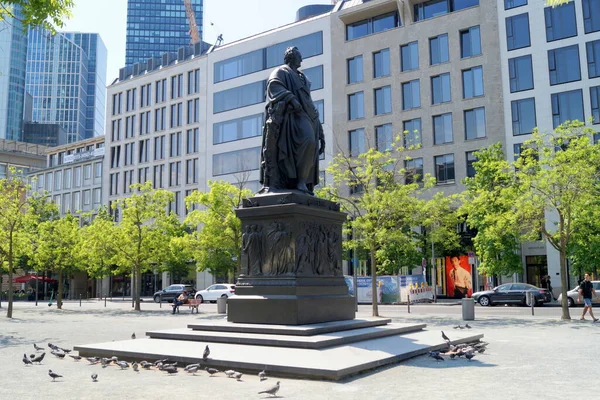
[0,300,596,400]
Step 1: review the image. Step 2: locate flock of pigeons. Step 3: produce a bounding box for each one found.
[427,330,489,362]
[22,335,281,397]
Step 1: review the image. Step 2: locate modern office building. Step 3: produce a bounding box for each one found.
[0,139,47,178]
[23,122,68,147]
[0,6,28,141]
[497,0,600,289]
[125,0,204,67]
[26,29,107,144]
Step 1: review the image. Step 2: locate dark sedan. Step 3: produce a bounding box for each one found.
[472,283,553,307]
[153,284,196,303]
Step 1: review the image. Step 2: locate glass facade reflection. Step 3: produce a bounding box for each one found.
[126,0,203,66]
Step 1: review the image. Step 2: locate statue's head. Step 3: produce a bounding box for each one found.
[284,46,302,68]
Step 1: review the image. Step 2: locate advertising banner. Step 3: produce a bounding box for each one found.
[445,255,473,299]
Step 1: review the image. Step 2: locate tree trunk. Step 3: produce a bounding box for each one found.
[559,246,571,320]
[370,247,379,317]
[57,270,64,309]
[134,264,142,311]
[7,241,13,318]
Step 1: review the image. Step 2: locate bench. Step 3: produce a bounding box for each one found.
[186,299,202,313]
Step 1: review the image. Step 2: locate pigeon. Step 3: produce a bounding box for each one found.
[132,362,139,372]
[116,361,129,370]
[51,350,66,359]
[101,358,108,368]
[477,347,486,354]
[30,353,37,360]
[164,366,178,375]
[224,369,236,378]
[465,352,476,361]
[86,357,100,365]
[187,366,199,375]
[131,333,136,340]
[140,361,153,369]
[91,373,98,382]
[59,347,71,353]
[31,353,45,364]
[69,355,82,361]
[206,367,220,376]
[184,363,201,371]
[234,372,243,381]
[465,323,472,329]
[110,356,119,363]
[258,381,280,397]
[23,353,32,366]
[258,370,267,381]
[441,331,451,343]
[431,353,445,362]
[48,369,62,381]
[34,344,44,352]
[154,358,169,366]
[203,345,210,361]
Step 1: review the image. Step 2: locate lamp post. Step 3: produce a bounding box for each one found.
[431,222,437,303]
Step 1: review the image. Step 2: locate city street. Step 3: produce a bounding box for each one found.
[0,299,597,400]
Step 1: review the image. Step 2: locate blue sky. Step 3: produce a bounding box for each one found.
[62,0,333,82]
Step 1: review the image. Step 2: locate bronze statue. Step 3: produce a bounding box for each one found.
[259,46,325,196]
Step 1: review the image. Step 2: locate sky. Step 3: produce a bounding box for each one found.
[61,0,334,83]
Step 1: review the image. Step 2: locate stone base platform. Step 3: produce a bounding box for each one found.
[75,318,483,380]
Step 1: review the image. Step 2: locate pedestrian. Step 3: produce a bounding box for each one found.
[172,290,188,314]
[578,273,598,322]
[540,275,547,289]
[546,276,555,300]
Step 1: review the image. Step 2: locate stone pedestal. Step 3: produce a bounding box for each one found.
[227,193,356,325]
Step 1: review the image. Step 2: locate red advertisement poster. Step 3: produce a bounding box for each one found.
[445,256,473,299]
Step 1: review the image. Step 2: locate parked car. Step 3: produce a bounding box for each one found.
[557,281,600,307]
[195,284,236,303]
[153,284,196,303]
[472,283,552,307]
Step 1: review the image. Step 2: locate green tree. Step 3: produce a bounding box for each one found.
[0,168,30,317]
[318,137,427,317]
[34,213,81,309]
[79,207,117,298]
[160,215,195,283]
[184,181,251,280]
[112,182,174,311]
[0,0,74,32]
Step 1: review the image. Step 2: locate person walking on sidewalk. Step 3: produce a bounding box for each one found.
[578,273,598,322]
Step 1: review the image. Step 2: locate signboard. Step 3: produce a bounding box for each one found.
[63,147,105,164]
[445,255,473,299]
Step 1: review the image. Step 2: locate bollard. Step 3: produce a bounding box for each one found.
[462,298,475,321]
[104,295,107,307]
[159,294,162,308]
[407,293,411,314]
[79,294,82,307]
[217,297,227,314]
[527,291,535,316]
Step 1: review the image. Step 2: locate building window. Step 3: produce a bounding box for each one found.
[213,80,266,114]
[154,107,166,131]
[169,132,182,157]
[429,34,449,65]
[466,151,477,178]
[435,154,455,184]
[138,167,150,185]
[433,113,453,144]
[587,40,600,78]
[374,86,392,115]
[460,26,481,58]
[153,165,165,189]
[95,162,102,178]
[155,79,166,103]
[405,158,423,184]
[213,114,263,144]
[348,92,365,120]
[154,136,165,160]
[315,100,324,124]
[139,111,150,135]
[431,73,451,104]
[403,118,422,148]
[346,11,400,40]
[509,55,534,93]
[414,0,479,22]
[303,65,323,90]
[139,139,150,163]
[548,45,581,85]
[126,88,136,112]
[170,103,183,128]
[212,147,261,176]
[545,2,577,42]
[83,189,91,208]
[375,124,393,152]
[349,128,366,157]
[592,86,600,124]
[112,92,122,116]
[169,191,181,216]
[125,116,136,139]
[347,55,364,84]
[110,146,121,169]
[140,83,151,108]
[186,159,198,184]
[506,13,530,51]
[111,119,121,141]
[169,161,181,187]
[124,143,135,166]
[464,107,486,140]
[505,0,527,10]
[583,0,600,34]
[401,41,419,72]
[72,191,81,212]
[511,98,537,136]
[171,74,183,99]
[186,128,200,153]
[45,172,52,191]
[373,49,390,78]
[64,169,71,189]
[187,98,200,124]
[462,66,484,99]
[551,89,584,128]
[109,173,119,196]
[54,170,62,191]
[74,167,81,188]
[93,188,101,205]
[123,170,134,194]
[265,31,323,70]
[188,69,200,95]
[402,80,421,110]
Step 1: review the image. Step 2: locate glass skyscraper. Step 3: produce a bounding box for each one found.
[0,6,28,141]
[125,0,203,66]
[26,30,107,143]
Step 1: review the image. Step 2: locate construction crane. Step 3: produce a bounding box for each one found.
[183,0,200,44]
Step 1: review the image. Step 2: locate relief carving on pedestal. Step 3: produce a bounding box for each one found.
[242,224,264,276]
[266,222,294,276]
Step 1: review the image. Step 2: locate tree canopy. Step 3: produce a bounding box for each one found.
[0,1,74,32]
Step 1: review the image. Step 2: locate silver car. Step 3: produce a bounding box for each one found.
[557,281,600,307]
